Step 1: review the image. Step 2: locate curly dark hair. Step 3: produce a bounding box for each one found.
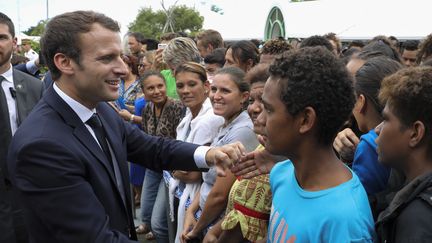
[269,46,355,145]
[261,39,292,55]
[300,35,334,53]
[379,66,432,157]
[324,32,342,54]
[416,34,432,64]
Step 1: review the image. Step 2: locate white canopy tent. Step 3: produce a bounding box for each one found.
[267,0,431,40]
[205,0,431,41]
[16,32,41,45]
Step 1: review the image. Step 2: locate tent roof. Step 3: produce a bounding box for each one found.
[274,0,430,40]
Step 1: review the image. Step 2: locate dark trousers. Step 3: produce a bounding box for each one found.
[0,182,28,243]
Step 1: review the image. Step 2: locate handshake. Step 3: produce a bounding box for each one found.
[205,142,284,178]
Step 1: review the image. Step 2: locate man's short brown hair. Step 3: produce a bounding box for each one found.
[196,29,223,49]
[40,10,120,80]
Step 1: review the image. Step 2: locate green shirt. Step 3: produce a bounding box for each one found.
[161,69,179,100]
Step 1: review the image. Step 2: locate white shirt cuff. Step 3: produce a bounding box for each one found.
[26,60,39,75]
[194,146,211,169]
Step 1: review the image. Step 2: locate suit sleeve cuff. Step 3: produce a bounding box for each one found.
[194,146,211,169]
[26,60,39,75]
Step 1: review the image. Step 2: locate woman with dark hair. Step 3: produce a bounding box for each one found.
[136,71,185,241]
[350,56,402,195]
[115,54,142,112]
[362,37,402,63]
[224,40,259,72]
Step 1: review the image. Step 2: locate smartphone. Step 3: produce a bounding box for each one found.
[158,43,167,50]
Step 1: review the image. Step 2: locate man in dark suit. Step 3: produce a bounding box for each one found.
[0,12,43,243]
[7,10,243,243]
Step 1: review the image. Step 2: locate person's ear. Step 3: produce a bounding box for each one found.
[13,37,17,50]
[203,80,211,95]
[358,94,367,114]
[298,107,316,134]
[54,53,74,76]
[245,59,254,72]
[409,121,426,148]
[240,91,250,105]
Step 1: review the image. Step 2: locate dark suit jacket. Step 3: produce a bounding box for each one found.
[13,63,40,79]
[0,68,43,243]
[7,86,202,243]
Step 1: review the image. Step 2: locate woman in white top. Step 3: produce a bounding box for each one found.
[170,62,224,243]
[181,67,259,242]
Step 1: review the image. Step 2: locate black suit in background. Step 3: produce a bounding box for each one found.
[7,85,205,242]
[0,68,43,243]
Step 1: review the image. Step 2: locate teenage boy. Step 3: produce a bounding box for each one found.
[253,47,374,242]
[375,67,432,242]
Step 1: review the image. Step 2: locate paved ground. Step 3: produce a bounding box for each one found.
[134,205,156,243]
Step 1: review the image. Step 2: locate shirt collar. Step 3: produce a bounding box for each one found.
[53,82,96,123]
[0,64,13,83]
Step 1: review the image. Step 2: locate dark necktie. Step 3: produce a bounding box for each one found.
[0,76,12,183]
[86,113,112,163]
[86,113,126,204]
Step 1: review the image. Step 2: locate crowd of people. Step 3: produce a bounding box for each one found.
[1,9,432,243]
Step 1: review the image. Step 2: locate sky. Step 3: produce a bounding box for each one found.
[2,0,271,40]
[2,0,431,41]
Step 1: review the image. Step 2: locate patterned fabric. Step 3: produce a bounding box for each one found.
[119,78,143,106]
[221,173,271,242]
[141,98,185,139]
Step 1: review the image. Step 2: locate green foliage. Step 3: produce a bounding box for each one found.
[28,40,40,53]
[171,5,204,34]
[128,5,204,39]
[128,7,165,39]
[23,19,47,36]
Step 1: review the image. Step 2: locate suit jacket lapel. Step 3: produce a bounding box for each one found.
[13,70,26,125]
[43,87,119,189]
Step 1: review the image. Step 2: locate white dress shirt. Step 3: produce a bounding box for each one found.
[24,49,39,62]
[1,65,18,135]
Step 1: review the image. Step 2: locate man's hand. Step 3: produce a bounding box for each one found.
[231,149,284,179]
[205,142,246,177]
[152,49,164,71]
[333,128,360,163]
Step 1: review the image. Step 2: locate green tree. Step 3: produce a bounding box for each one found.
[128,5,204,39]
[171,5,204,35]
[128,7,165,39]
[23,19,47,36]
